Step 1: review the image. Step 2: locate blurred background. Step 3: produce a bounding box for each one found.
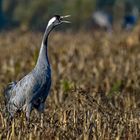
[0,0,140,139]
[0,0,140,31]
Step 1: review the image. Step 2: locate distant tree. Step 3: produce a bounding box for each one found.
[65,0,96,29]
[0,0,139,30]
[13,0,64,30]
[0,0,5,28]
[2,0,19,27]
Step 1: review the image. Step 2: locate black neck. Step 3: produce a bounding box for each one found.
[43,25,54,46]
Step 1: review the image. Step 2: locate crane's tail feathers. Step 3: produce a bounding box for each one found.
[4,81,17,103]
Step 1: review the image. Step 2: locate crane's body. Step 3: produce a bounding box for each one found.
[92,11,112,31]
[4,15,70,120]
[6,65,51,119]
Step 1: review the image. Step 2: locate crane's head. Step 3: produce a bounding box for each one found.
[47,15,71,28]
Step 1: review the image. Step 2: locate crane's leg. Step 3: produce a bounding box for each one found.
[36,103,45,127]
[26,103,32,122]
[7,102,17,117]
[6,102,17,125]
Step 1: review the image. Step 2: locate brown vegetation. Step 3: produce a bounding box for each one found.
[0,30,140,139]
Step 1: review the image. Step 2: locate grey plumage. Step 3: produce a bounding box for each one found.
[4,15,70,120]
[92,11,112,31]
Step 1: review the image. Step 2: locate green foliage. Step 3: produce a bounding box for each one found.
[1,0,140,29]
[108,80,122,97]
[61,79,73,92]
[3,0,18,21]
[2,0,96,29]
[65,0,96,28]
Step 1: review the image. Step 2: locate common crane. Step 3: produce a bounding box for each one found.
[92,10,113,31]
[4,15,70,121]
[123,6,138,30]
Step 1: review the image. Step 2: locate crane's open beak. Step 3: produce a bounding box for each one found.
[60,15,71,23]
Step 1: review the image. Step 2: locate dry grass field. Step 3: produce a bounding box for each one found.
[0,29,140,139]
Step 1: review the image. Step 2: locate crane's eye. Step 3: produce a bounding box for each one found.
[59,18,62,21]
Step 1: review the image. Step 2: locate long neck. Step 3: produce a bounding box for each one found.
[35,25,53,69]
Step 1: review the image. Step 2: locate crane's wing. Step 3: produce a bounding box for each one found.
[10,71,47,107]
[5,73,39,115]
[4,81,17,103]
[5,69,51,111]
[11,73,37,107]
